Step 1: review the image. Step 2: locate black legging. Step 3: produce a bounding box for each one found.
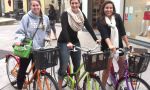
[17,54,33,89]
[50,20,56,34]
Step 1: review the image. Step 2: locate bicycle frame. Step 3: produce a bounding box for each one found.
[65,60,102,90]
[6,55,52,90]
[65,61,88,89]
[109,50,142,90]
[63,44,105,90]
[109,59,132,89]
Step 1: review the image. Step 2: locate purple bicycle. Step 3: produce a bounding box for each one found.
[107,47,150,90]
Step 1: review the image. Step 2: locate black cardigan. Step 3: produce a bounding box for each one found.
[58,11,98,43]
[96,14,126,51]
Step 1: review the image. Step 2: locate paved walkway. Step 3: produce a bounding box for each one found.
[0,17,16,25]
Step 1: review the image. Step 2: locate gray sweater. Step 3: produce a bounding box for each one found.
[15,10,51,49]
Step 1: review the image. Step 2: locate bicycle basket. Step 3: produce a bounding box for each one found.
[82,51,110,72]
[33,47,59,69]
[13,38,32,58]
[128,53,150,74]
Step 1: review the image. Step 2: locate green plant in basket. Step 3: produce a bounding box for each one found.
[13,38,33,58]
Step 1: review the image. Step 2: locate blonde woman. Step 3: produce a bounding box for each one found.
[15,0,50,89]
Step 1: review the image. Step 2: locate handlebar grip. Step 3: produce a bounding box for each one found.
[118,48,124,56]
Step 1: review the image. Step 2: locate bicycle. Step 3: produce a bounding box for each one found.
[62,44,110,90]
[5,47,59,90]
[106,47,150,90]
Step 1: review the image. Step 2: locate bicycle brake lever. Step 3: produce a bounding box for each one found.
[73,47,78,52]
[70,46,78,52]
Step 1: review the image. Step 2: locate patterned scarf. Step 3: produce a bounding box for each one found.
[67,8,84,32]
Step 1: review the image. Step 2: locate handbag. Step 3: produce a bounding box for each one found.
[13,38,33,58]
[13,20,40,58]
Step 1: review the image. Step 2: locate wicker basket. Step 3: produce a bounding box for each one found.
[82,51,110,72]
[33,47,59,69]
[128,53,150,74]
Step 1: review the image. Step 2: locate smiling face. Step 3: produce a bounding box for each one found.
[104,3,114,18]
[31,0,41,16]
[70,0,80,13]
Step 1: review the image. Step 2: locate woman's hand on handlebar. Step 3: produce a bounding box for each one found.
[67,42,74,49]
[126,45,132,52]
[109,45,116,53]
[96,39,101,44]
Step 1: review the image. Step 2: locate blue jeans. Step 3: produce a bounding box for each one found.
[57,43,81,80]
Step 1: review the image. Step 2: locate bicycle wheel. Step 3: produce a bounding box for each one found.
[83,75,105,90]
[36,73,59,90]
[6,55,19,89]
[116,75,150,90]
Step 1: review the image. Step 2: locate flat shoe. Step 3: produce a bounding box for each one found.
[52,38,57,40]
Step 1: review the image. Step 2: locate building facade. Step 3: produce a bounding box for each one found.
[0,0,46,16]
[124,0,150,42]
[1,0,149,42]
[82,0,124,28]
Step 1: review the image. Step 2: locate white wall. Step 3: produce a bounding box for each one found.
[82,0,124,18]
[112,0,121,14]
[111,0,124,18]
[81,0,88,17]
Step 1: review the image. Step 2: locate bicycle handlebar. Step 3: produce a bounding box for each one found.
[109,47,132,58]
[72,44,101,53]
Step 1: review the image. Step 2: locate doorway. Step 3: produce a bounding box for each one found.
[92,0,104,28]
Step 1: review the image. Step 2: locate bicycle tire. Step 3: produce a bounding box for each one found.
[83,75,105,90]
[116,75,150,90]
[36,73,59,90]
[6,55,19,89]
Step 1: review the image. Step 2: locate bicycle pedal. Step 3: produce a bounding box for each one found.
[40,70,47,75]
[107,82,113,86]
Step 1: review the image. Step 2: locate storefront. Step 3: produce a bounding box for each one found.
[82,0,124,28]
[124,0,150,42]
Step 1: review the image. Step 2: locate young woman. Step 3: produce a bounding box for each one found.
[96,0,130,87]
[57,0,100,90]
[14,0,50,89]
[48,4,57,40]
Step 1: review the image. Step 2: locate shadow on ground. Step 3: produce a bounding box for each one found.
[0,50,12,59]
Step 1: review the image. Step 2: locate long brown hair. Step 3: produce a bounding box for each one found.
[99,0,116,25]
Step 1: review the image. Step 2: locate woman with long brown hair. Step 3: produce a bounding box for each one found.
[96,0,130,87]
